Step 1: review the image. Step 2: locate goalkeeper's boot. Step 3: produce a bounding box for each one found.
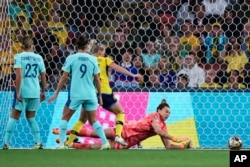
[115,136,127,146]
[53,128,60,134]
[56,137,79,144]
[33,143,43,149]
[181,139,192,149]
[2,143,10,150]
[55,144,70,149]
[100,142,111,150]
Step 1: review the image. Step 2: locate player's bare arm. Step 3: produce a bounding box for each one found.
[151,120,174,140]
[48,72,69,103]
[15,68,22,102]
[109,63,142,80]
[40,71,47,101]
[161,137,191,149]
[93,73,103,106]
[151,120,189,143]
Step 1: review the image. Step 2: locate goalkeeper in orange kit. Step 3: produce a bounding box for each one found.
[53,99,192,150]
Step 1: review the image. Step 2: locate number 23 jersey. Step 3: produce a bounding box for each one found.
[14,52,45,98]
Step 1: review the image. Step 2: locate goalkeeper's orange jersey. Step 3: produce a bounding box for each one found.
[97,56,114,94]
[122,112,167,148]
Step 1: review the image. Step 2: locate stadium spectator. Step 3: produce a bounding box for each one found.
[33,20,59,60]
[177,52,205,87]
[167,37,182,71]
[179,20,200,54]
[30,0,52,26]
[136,40,161,74]
[222,38,248,73]
[204,23,228,63]
[214,62,230,86]
[46,43,64,91]
[176,1,195,24]
[241,22,250,58]
[155,23,175,56]
[106,28,131,64]
[9,0,32,25]
[133,1,161,45]
[158,56,177,88]
[119,20,137,47]
[132,55,150,87]
[221,6,242,39]
[242,63,250,88]
[176,73,189,88]
[112,48,139,88]
[223,70,246,89]
[0,3,10,36]
[11,28,26,55]
[202,0,228,24]
[200,69,222,88]
[159,0,182,18]
[53,100,193,150]
[192,3,210,38]
[0,34,12,73]
[232,0,250,25]
[14,11,32,31]
[148,71,161,88]
[48,10,68,48]
[3,36,46,150]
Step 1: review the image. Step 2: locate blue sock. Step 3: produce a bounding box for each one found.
[92,121,108,144]
[27,117,40,144]
[59,120,68,145]
[4,118,17,144]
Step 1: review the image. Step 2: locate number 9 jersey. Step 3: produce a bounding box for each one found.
[62,53,100,101]
[14,52,45,98]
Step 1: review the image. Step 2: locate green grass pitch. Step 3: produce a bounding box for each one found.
[0,149,229,167]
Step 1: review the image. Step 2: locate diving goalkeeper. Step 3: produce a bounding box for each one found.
[53,99,192,149]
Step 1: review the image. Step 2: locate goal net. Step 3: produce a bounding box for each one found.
[0,0,249,149]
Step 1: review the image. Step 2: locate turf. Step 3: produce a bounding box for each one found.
[0,149,229,167]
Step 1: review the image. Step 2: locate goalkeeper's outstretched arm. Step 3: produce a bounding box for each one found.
[152,120,192,149]
[161,137,192,149]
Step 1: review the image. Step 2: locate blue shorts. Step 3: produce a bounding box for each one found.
[13,98,40,111]
[101,93,117,110]
[66,98,98,111]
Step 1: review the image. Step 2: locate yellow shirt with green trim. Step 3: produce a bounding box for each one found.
[97,56,114,94]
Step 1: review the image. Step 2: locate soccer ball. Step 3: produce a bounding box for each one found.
[228,136,243,150]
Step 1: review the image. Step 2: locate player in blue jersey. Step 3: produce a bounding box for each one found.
[2,36,47,150]
[48,35,110,149]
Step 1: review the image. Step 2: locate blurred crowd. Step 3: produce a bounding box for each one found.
[0,0,250,90]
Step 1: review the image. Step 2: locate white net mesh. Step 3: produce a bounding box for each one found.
[0,0,250,149]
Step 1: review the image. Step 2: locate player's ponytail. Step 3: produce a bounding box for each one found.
[87,39,98,54]
[91,42,106,55]
[156,99,170,112]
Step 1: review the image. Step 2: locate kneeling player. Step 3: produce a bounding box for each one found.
[53,100,192,149]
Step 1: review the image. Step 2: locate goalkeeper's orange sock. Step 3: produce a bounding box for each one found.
[66,121,84,146]
[78,128,93,137]
[72,143,91,149]
[115,113,125,137]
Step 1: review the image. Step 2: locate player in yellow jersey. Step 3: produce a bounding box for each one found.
[64,42,142,147]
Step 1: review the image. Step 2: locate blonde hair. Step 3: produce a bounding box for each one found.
[86,39,97,53]
[91,43,106,54]
[21,36,33,50]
